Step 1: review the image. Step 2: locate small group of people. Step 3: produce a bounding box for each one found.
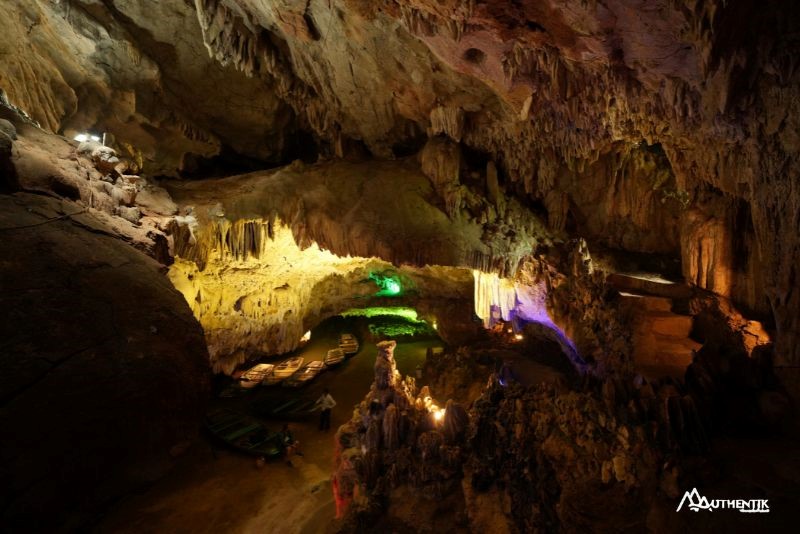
[277,388,337,468]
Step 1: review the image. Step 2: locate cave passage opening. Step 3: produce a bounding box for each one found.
[339,306,440,339]
[221,312,444,423]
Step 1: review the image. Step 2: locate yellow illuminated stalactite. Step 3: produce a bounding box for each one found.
[167,218,382,373]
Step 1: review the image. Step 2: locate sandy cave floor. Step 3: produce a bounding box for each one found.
[94,320,443,534]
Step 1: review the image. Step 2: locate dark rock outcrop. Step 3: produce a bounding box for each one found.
[0,193,209,532]
[334,337,794,532]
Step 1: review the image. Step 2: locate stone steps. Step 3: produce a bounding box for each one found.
[607,272,692,300]
[614,274,701,375]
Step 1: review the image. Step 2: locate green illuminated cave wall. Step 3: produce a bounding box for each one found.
[368,271,402,297]
[340,307,435,337]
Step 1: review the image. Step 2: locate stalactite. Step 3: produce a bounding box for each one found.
[429,106,465,142]
[472,270,517,327]
[192,0,338,145]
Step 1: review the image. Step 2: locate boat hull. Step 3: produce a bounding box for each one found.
[283,361,325,387]
[273,356,304,378]
[325,348,345,366]
[205,409,283,458]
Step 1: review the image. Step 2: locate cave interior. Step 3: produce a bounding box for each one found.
[1,0,799,532]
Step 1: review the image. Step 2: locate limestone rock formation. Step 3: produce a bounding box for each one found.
[374,340,399,391]
[332,338,729,532]
[163,157,546,370]
[1,1,799,530]
[0,193,209,531]
[0,0,293,175]
[2,0,798,379]
[334,340,464,529]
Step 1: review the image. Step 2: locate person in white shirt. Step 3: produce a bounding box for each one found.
[315,388,336,431]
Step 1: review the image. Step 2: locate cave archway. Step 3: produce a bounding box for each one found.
[167,220,477,373]
[517,320,584,379]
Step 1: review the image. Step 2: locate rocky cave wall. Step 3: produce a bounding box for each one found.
[0,190,210,531]
[3,0,797,378]
[162,154,549,372]
[168,218,477,373]
[196,0,799,379]
[2,2,800,529]
[0,98,219,531]
[0,0,296,175]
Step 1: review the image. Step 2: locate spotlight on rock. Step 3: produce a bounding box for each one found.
[369,271,402,296]
[433,408,445,423]
[73,133,101,143]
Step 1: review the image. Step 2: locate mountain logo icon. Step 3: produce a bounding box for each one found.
[676,488,713,512]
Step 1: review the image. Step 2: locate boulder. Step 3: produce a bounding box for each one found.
[0,117,16,139]
[117,205,142,224]
[78,141,121,174]
[0,193,209,531]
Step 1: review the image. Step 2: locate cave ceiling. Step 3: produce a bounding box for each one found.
[1,0,799,367]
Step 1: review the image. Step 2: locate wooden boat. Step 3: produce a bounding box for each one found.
[239,363,274,388]
[261,372,285,386]
[339,333,359,355]
[324,348,345,367]
[218,384,249,398]
[256,397,318,419]
[205,409,282,458]
[284,398,318,417]
[283,360,326,387]
[273,356,304,378]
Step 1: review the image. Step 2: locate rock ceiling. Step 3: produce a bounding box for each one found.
[2,2,800,530]
[1,0,799,370]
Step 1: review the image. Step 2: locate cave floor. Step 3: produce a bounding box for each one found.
[94,329,442,534]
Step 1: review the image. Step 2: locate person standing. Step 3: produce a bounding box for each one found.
[279,424,301,466]
[315,388,336,431]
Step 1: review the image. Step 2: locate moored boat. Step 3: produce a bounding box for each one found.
[283,360,326,387]
[339,333,359,355]
[273,356,304,378]
[255,397,318,419]
[239,363,275,388]
[205,409,283,458]
[262,373,284,386]
[324,348,345,367]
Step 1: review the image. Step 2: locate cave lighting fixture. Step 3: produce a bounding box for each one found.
[421,394,445,424]
[73,133,101,143]
[369,271,402,296]
[432,408,445,423]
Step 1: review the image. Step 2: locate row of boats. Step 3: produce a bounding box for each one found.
[205,408,283,458]
[208,335,362,456]
[238,334,360,389]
